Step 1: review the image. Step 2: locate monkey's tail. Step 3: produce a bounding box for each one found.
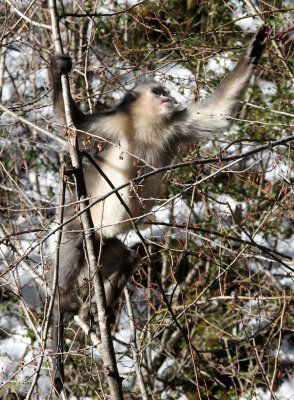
[52,314,65,395]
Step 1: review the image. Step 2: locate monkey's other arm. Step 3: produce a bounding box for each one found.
[178,24,271,140]
[51,55,86,127]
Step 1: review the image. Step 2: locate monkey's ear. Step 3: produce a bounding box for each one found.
[119,91,138,108]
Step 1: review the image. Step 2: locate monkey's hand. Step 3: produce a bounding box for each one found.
[246,24,272,64]
[51,55,72,77]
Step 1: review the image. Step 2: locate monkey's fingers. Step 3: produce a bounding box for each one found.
[253,24,272,45]
[247,24,272,63]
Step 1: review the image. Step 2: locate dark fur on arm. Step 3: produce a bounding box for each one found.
[50,55,85,126]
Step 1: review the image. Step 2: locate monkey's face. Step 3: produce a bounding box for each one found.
[129,82,176,123]
[149,85,174,116]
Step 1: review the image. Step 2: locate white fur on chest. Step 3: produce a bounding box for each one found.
[85,119,171,237]
[87,142,159,237]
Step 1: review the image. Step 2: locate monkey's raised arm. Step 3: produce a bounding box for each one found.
[175,24,271,142]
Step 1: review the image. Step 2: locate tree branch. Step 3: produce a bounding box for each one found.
[49,1,124,398]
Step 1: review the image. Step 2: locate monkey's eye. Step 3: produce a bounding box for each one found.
[152,87,168,97]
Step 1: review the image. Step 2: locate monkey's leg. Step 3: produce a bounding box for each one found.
[54,228,84,321]
[81,238,140,322]
[100,238,141,307]
[50,225,84,395]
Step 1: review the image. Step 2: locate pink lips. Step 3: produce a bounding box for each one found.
[160,97,170,107]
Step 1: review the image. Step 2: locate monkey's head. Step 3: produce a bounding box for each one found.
[119,80,176,124]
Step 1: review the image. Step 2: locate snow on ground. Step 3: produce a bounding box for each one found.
[240,381,294,400]
[0,307,32,389]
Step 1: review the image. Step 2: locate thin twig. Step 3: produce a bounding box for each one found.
[6,0,52,30]
[74,315,101,348]
[0,225,46,289]
[243,0,294,84]
[59,0,148,18]
[0,102,68,147]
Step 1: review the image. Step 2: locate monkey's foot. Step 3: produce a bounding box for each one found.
[80,303,116,325]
